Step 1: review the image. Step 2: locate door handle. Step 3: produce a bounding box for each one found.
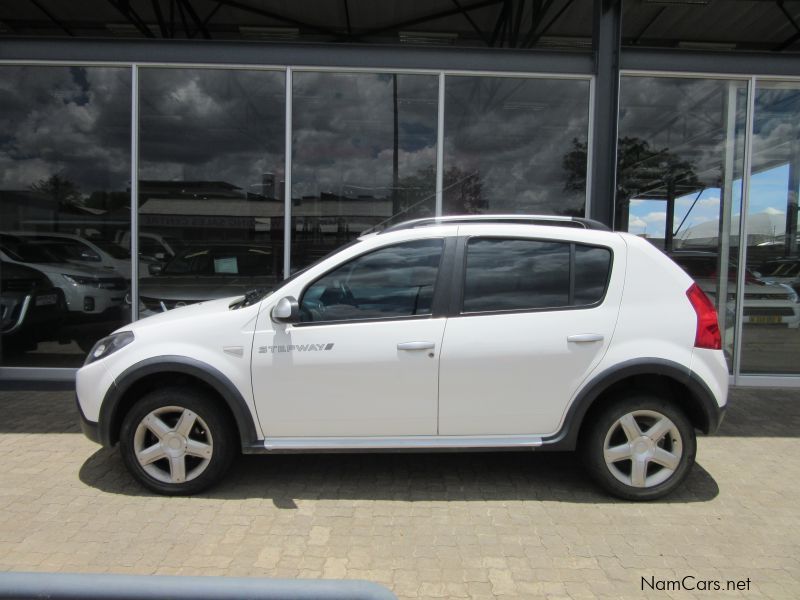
[397,341,435,351]
[567,334,604,343]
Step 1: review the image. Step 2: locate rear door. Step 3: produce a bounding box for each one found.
[438,227,625,436]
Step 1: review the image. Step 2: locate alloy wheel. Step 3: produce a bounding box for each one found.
[133,405,214,484]
[602,409,683,488]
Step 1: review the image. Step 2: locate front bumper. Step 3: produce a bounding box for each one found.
[75,394,101,445]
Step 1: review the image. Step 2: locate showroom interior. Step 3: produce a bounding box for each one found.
[0,0,799,386]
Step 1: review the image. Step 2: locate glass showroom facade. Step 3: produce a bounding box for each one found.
[0,57,798,385]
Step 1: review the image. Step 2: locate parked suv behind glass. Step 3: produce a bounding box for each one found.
[76,216,728,501]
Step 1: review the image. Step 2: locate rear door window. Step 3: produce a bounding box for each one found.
[462,237,612,313]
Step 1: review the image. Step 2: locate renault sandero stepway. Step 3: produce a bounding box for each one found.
[76,216,728,500]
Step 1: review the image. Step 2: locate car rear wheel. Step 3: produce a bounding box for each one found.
[582,395,696,501]
[119,387,235,495]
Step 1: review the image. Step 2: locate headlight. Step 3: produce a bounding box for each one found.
[778,283,799,303]
[84,331,135,365]
[63,274,96,287]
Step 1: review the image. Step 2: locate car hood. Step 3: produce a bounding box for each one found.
[127,295,252,330]
[139,276,275,301]
[14,260,119,279]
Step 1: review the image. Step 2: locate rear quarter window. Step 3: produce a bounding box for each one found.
[574,245,612,305]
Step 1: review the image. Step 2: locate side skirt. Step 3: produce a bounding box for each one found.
[242,435,544,454]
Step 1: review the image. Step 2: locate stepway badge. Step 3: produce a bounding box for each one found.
[258,343,335,353]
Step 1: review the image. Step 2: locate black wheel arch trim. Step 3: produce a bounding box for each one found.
[97,355,259,450]
[539,358,725,451]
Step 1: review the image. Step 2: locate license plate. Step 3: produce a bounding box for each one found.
[35,294,57,306]
[749,315,782,324]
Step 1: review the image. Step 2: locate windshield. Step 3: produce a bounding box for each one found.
[0,236,68,264]
[31,239,101,262]
[92,239,130,259]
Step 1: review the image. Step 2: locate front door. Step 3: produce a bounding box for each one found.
[251,238,447,437]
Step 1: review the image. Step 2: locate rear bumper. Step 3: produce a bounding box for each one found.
[706,402,727,435]
[75,395,101,445]
[689,348,729,434]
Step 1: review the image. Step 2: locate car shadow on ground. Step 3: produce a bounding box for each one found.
[78,446,720,505]
[3,388,794,503]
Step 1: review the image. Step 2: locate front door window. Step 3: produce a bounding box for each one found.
[299,239,444,323]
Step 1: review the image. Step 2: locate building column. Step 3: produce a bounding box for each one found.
[786,140,799,257]
[589,0,621,227]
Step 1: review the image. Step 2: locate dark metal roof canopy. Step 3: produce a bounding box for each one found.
[0,0,593,49]
[1,0,797,52]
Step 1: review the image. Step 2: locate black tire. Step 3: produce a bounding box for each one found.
[119,387,236,495]
[581,394,697,501]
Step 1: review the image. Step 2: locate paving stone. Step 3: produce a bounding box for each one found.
[0,388,798,598]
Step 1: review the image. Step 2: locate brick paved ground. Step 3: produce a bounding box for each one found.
[0,387,798,599]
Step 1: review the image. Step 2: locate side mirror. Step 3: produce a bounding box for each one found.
[271,296,300,323]
[148,264,162,276]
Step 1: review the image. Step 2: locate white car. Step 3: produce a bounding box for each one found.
[0,236,126,317]
[5,231,150,280]
[755,258,800,291]
[76,216,728,500]
[669,251,800,328]
[116,231,181,263]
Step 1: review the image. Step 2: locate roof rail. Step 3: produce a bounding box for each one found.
[379,215,610,234]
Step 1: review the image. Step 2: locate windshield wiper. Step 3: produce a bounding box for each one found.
[231,287,271,309]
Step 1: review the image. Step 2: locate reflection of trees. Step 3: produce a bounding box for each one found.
[443,167,484,214]
[393,165,436,220]
[562,139,588,197]
[614,138,699,232]
[30,173,131,213]
[30,173,82,207]
[29,173,84,229]
[563,137,700,246]
[393,165,486,218]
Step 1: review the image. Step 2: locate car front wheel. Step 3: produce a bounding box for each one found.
[582,395,697,501]
[119,387,235,495]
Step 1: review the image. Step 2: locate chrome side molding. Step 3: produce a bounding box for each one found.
[262,435,544,452]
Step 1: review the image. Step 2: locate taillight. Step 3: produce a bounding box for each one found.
[686,283,722,350]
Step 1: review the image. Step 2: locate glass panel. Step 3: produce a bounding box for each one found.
[0,66,131,368]
[291,72,439,271]
[137,67,285,317]
[574,245,612,305]
[300,239,443,323]
[443,76,591,216]
[463,238,571,312]
[740,81,800,374]
[616,76,749,369]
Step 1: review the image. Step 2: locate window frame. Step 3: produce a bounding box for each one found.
[455,235,614,317]
[293,237,453,327]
